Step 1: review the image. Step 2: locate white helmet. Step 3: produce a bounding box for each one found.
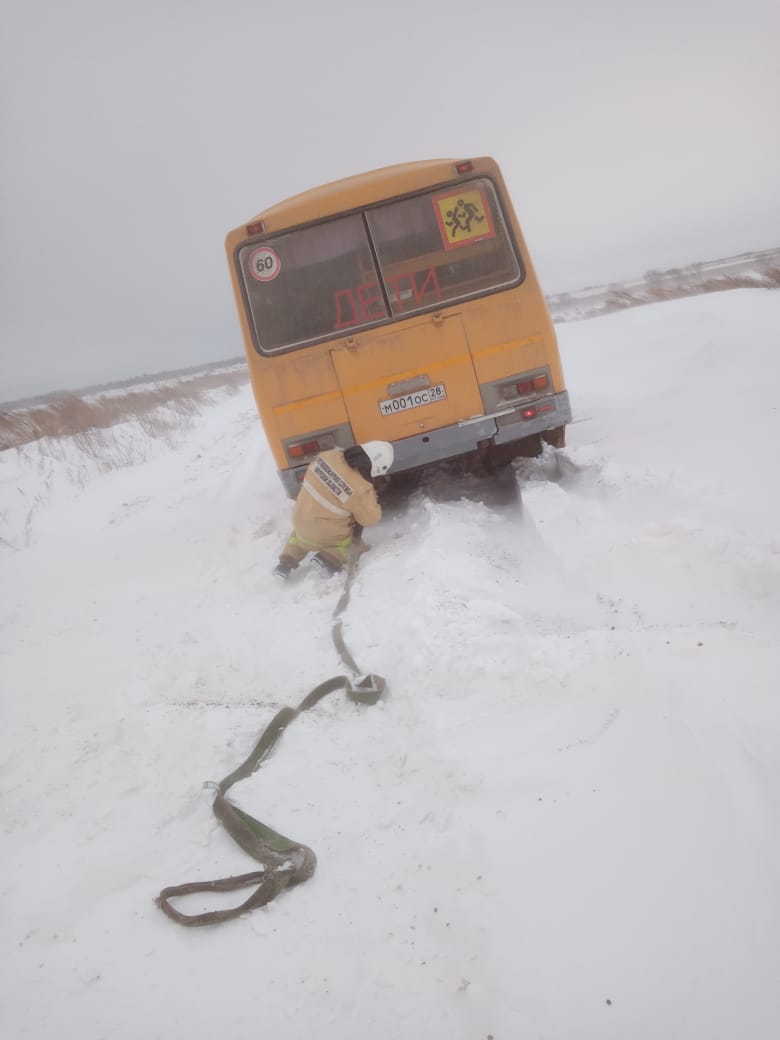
[361,440,394,477]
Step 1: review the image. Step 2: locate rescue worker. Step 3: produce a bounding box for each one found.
[273,440,394,579]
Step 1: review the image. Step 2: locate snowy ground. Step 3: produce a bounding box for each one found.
[2,289,780,1039]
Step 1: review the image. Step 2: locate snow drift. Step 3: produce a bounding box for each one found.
[2,289,780,1040]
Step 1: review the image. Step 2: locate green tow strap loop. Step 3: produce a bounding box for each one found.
[156,547,385,926]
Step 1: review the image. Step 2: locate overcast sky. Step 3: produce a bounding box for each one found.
[2,0,779,402]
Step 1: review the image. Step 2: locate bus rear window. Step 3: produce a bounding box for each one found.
[238,178,522,355]
[367,178,522,317]
[238,214,386,355]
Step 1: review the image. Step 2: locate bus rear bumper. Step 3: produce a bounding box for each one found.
[278,390,572,495]
[391,389,572,472]
[492,388,572,445]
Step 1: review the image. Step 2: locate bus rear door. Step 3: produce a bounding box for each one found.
[328,313,483,443]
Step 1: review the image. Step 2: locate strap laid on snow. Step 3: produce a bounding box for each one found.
[156,544,385,927]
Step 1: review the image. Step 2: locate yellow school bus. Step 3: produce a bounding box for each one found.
[225,157,571,497]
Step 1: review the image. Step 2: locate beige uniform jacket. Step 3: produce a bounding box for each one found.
[292,449,382,547]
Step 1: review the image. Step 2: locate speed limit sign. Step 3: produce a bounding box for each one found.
[248,246,281,282]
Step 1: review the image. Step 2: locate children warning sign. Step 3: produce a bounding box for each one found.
[433,186,496,251]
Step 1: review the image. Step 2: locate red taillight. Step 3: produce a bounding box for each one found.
[455,161,473,174]
[289,439,320,460]
[538,403,553,414]
[514,374,548,396]
[522,407,537,420]
[246,219,265,235]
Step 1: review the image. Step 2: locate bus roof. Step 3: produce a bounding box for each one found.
[230,157,498,238]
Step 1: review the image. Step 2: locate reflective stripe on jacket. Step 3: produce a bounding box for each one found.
[291,449,381,546]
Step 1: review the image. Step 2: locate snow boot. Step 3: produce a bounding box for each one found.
[272,556,296,580]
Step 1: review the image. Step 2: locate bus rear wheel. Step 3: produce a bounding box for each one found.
[486,434,542,470]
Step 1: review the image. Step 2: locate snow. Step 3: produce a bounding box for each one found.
[2,289,780,1038]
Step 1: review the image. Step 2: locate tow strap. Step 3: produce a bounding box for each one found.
[156,547,385,926]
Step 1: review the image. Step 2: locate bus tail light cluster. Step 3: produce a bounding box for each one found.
[285,431,337,464]
[288,440,320,459]
[515,374,548,395]
[498,370,550,403]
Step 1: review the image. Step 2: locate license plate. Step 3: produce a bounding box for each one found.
[379,383,447,416]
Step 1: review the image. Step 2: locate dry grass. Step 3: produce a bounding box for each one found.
[547,249,780,323]
[0,366,249,451]
[599,270,780,315]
